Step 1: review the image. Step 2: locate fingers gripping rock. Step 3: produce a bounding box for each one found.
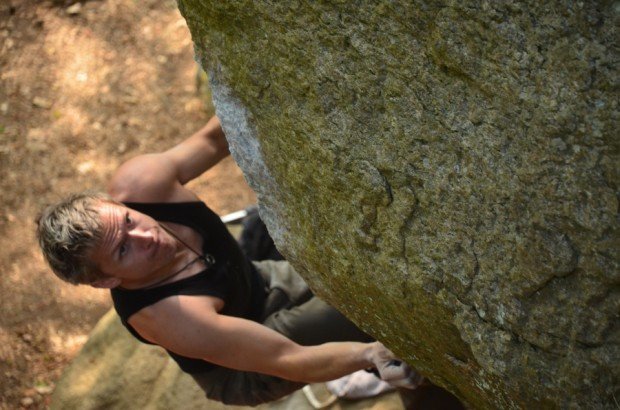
[369,343,424,389]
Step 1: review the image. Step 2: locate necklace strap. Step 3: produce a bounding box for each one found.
[143,255,202,289]
[159,222,216,269]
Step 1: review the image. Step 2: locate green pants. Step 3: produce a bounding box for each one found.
[190,260,373,406]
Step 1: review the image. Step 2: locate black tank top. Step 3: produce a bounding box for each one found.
[110,201,266,374]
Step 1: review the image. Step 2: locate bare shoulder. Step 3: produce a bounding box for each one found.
[107,153,193,203]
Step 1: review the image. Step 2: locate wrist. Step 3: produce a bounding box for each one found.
[363,341,382,367]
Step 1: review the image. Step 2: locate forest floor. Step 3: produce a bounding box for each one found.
[0,1,256,408]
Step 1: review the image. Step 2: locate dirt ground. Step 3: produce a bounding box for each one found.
[0,1,256,408]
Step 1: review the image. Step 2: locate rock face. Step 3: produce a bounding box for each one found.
[51,310,213,410]
[177,1,618,408]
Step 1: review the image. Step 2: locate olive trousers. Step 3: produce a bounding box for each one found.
[190,260,373,406]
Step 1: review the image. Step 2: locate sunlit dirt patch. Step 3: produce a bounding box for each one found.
[0,1,255,408]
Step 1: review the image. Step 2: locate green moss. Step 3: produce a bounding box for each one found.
[178,1,618,407]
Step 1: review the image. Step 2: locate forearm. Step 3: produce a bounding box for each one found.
[277,341,375,383]
[196,115,229,161]
[167,115,230,184]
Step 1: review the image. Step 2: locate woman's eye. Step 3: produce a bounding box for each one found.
[125,214,132,225]
[120,242,128,257]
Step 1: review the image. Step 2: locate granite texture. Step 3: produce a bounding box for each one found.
[177,1,619,408]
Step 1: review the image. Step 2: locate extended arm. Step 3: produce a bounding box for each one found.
[129,295,411,384]
[108,116,229,202]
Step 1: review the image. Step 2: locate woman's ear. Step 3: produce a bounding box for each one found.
[90,277,121,289]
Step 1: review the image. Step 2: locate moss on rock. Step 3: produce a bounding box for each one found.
[177,1,618,408]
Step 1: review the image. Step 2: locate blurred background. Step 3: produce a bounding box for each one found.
[0,1,256,408]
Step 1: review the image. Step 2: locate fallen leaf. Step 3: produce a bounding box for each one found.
[32,97,52,109]
[34,384,54,395]
[66,3,82,15]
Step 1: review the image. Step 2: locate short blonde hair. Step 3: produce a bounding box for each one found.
[36,191,110,285]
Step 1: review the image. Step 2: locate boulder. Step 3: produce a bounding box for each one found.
[51,310,219,410]
[176,1,619,408]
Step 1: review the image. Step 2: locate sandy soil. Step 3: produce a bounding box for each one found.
[0,1,256,408]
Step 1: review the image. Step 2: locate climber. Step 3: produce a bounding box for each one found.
[36,115,423,405]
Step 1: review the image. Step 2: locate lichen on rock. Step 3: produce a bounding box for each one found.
[177,1,619,408]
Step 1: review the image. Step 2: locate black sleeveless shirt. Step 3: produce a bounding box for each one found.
[110,201,266,374]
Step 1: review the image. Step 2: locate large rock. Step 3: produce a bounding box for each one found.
[177,1,619,408]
